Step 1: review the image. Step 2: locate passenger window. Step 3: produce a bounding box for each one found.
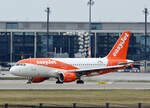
[15,63,26,66]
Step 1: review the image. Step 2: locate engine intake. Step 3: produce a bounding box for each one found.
[58,72,77,83]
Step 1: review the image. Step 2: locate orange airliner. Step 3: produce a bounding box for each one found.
[10,31,133,84]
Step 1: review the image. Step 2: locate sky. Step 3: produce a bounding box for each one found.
[0,0,150,22]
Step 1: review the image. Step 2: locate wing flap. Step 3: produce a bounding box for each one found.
[65,65,126,74]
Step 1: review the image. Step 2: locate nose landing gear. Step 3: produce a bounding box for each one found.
[26,78,33,84]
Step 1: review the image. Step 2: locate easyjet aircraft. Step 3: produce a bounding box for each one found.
[10,31,133,84]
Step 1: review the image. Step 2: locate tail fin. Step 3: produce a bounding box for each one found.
[107,31,131,60]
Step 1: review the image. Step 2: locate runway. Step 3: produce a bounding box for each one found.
[1,80,150,90]
[1,72,150,90]
[2,72,150,81]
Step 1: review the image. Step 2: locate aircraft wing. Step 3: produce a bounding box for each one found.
[65,65,126,75]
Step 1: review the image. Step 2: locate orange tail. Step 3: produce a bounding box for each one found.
[107,31,131,60]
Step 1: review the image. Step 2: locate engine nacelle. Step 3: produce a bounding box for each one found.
[58,72,77,83]
[32,77,49,83]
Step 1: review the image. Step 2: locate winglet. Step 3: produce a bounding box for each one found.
[107,31,131,60]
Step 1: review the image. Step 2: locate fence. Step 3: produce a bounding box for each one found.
[0,103,150,108]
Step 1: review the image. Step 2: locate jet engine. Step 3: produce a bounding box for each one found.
[32,77,49,83]
[58,72,77,83]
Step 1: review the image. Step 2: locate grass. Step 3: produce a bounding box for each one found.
[0,90,150,106]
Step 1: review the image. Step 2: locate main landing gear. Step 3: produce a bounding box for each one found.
[76,74,84,84]
[76,79,84,84]
[56,79,63,84]
[76,77,84,84]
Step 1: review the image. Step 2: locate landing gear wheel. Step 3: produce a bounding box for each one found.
[26,77,33,84]
[56,80,63,84]
[76,80,84,84]
[26,81,32,84]
[26,79,32,84]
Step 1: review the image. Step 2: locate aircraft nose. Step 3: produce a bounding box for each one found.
[10,66,20,76]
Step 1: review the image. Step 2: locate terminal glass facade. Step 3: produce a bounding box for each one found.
[128,33,150,60]
[94,33,119,57]
[36,32,49,58]
[1,32,150,62]
[52,34,79,58]
[36,32,79,58]
[13,32,34,61]
[92,32,149,61]
[0,32,10,62]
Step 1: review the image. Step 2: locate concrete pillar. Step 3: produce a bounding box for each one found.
[34,32,37,58]
[10,32,13,62]
[94,32,97,57]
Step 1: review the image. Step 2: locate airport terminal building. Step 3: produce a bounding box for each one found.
[0,21,150,62]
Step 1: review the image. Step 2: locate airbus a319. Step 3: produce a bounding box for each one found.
[10,31,133,84]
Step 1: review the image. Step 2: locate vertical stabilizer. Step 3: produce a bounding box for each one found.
[107,31,131,60]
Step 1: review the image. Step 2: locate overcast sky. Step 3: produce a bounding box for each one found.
[0,0,150,22]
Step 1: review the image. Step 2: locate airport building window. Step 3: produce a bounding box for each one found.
[37,33,48,58]
[91,23,102,30]
[6,23,18,29]
[95,33,119,57]
[12,32,34,62]
[0,32,10,62]
[25,32,34,36]
[36,32,79,58]
[126,34,147,60]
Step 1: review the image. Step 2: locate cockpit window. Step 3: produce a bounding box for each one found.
[15,63,26,66]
